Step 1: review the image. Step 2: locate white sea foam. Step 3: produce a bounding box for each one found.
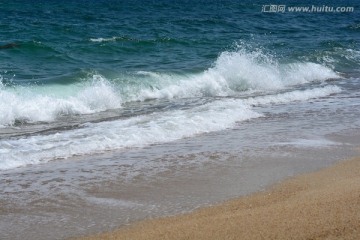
[90,37,123,42]
[0,75,122,127]
[244,85,341,106]
[278,138,340,148]
[0,99,260,170]
[315,48,360,68]
[135,49,339,101]
[0,85,341,170]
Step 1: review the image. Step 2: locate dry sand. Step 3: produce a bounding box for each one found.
[78,156,360,240]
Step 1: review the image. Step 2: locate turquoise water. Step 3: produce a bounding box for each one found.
[0,0,359,169]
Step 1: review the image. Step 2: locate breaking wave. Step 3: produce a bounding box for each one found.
[0,47,340,127]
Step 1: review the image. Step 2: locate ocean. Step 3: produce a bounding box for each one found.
[1,0,360,239]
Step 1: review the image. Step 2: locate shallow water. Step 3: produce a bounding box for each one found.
[1,80,360,239]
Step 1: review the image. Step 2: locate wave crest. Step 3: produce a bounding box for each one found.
[0,75,122,127]
[133,48,339,101]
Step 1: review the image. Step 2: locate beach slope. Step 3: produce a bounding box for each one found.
[79,156,360,240]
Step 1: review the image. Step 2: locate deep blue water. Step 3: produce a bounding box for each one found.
[1,0,359,83]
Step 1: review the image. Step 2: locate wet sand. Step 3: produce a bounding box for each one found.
[78,156,360,240]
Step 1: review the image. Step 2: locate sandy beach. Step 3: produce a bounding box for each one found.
[77,155,360,240]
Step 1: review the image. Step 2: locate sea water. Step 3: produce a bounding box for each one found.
[0,0,359,239]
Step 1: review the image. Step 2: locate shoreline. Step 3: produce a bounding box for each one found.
[77,155,360,240]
